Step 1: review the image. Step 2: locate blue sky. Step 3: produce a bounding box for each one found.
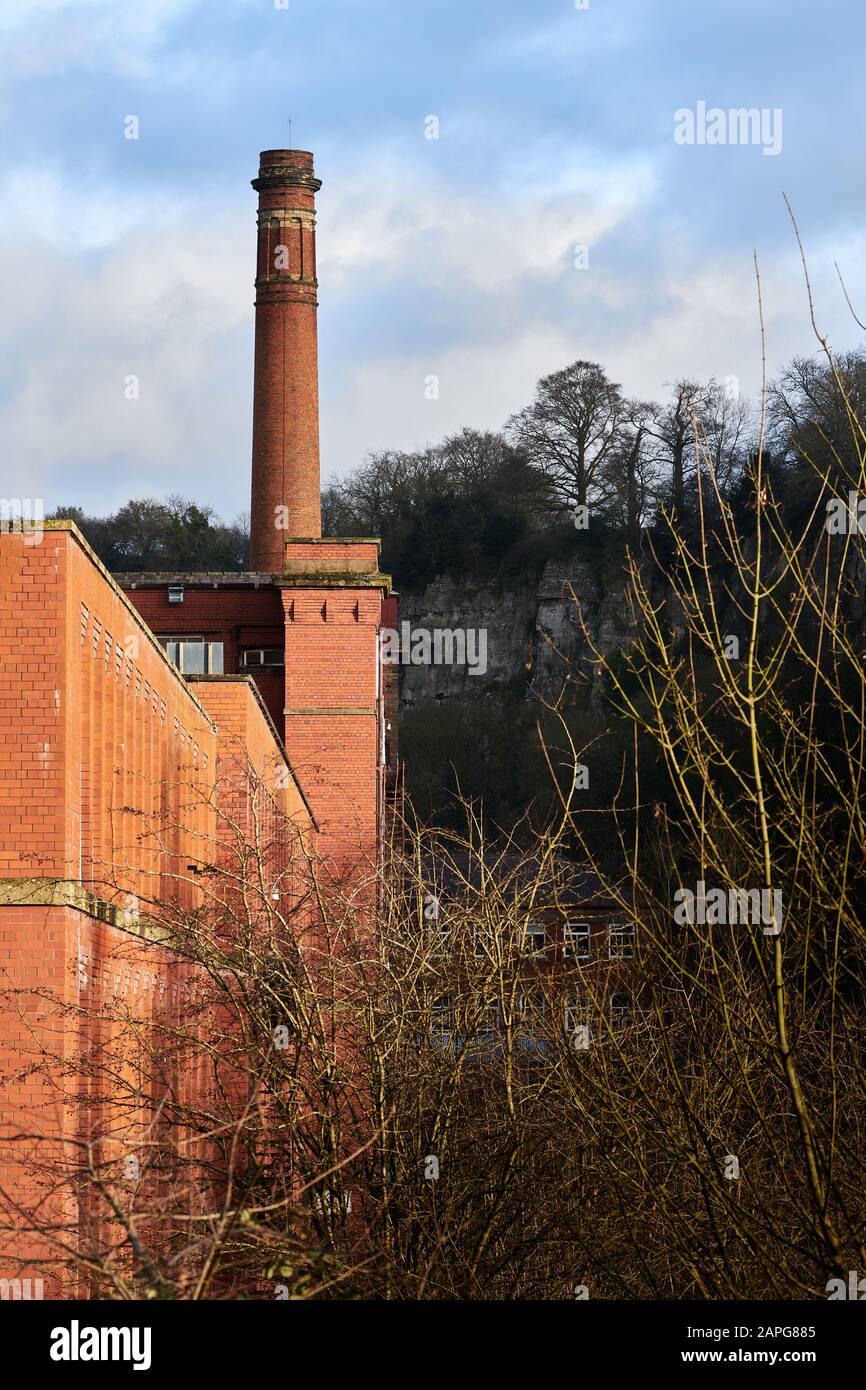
[1,0,864,521]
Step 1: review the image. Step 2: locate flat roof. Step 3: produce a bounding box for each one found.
[116,572,277,587]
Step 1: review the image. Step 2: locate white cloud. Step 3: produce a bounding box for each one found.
[320,157,653,297]
[0,215,252,517]
[0,165,198,252]
[0,0,201,80]
[321,245,866,482]
[320,326,577,478]
[2,156,864,523]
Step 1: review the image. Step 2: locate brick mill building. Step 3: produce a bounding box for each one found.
[120,148,396,879]
[0,149,395,1294]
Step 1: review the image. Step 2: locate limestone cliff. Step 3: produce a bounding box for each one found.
[396,555,644,710]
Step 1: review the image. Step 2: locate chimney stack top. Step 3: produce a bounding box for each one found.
[252,149,321,193]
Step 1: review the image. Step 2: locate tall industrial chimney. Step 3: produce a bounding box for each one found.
[249,149,322,570]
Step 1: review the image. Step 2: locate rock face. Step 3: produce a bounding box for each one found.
[396,557,642,710]
[397,577,536,708]
[394,538,866,716]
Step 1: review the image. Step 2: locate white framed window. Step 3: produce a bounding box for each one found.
[423,892,448,956]
[428,925,450,960]
[563,995,594,1049]
[472,923,490,957]
[431,994,454,1032]
[523,924,548,958]
[480,998,501,1031]
[608,921,635,960]
[563,921,591,961]
[610,990,631,1029]
[312,1189,353,1218]
[240,647,285,668]
[563,995,588,1036]
[518,989,547,1019]
[160,638,224,676]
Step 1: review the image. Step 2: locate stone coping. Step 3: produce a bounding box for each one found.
[274,572,392,591]
[0,877,179,949]
[116,572,277,587]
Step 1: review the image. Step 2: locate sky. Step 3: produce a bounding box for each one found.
[1,0,864,522]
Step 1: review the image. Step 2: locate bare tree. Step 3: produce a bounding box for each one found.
[602,399,658,538]
[323,448,447,537]
[697,382,754,496]
[543,327,866,1296]
[646,379,703,517]
[647,378,754,519]
[768,349,866,490]
[506,360,631,513]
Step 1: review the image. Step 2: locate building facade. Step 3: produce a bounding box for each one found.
[0,147,393,1294]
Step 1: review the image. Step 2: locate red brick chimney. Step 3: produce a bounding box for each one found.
[250,149,322,570]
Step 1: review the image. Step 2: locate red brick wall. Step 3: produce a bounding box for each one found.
[0,899,212,1297]
[122,582,286,732]
[281,582,383,881]
[0,526,315,1293]
[120,568,390,884]
[282,540,380,572]
[189,675,312,920]
[0,528,218,907]
[381,595,400,803]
